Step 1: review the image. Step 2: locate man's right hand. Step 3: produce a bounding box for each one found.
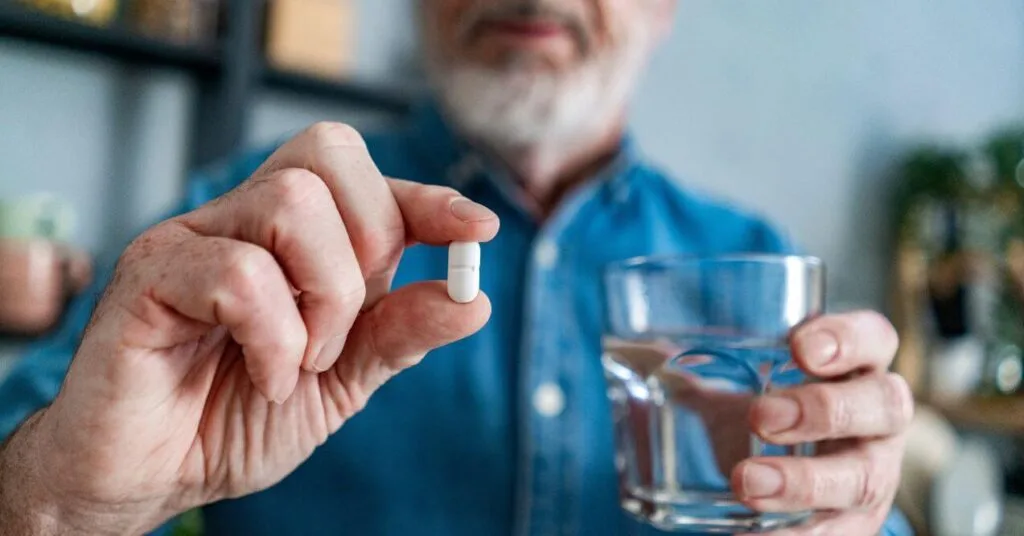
[0,123,500,535]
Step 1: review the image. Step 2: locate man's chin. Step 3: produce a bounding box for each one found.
[431,65,599,150]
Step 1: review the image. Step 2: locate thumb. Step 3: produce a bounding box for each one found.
[358,280,491,367]
[319,280,491,420]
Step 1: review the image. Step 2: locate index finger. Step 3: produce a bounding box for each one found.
[255,123,499,302]
[387,178,500,246]
[256,122,403,306]
[790,310,899,377]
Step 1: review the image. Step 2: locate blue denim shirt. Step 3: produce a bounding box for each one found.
[0,103,911,536]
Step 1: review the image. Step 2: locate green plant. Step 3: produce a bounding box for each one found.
[982,124,1024,187]
[170,509,204,536]
[890,144,968,243]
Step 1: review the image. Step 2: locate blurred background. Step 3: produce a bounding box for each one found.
[0,1,1022,535]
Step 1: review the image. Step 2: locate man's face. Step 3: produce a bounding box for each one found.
[422,0,672,151]
[425,0,666,74]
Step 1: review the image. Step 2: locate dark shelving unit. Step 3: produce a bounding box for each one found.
[0,2,221,72]
[0,0,415,169]
[262,67,413,115]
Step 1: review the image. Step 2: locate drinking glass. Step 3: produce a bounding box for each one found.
[602,254,825,533]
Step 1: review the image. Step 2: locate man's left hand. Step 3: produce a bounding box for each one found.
[733,311,913,535]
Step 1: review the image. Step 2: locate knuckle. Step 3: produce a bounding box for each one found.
[117,222,183,280]
[849,310,899,351]
[781,461,819,506]
[259,170,332,241]
[114,234,157,289]
[882,372,915,430]
[431,185,462,201]
[220,244,276,301]
[860,309,895,331]
[120,228,159,267]
[864,310,899,351]
[270,168,329,212]
[305,121,365,149]
[876,314,898,340]
[806,384,853,436]
[855,454,887,507]
[807,466,839,505]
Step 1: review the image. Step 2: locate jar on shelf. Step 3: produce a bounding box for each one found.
[18,0,119,26]
[0,195,93,337]
[128,0,220,45]
[265,0,355,79]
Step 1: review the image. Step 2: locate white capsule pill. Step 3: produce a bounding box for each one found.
[447,241,481,304]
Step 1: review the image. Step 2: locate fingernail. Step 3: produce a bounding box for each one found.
[271,373,298,405]
[314,335,347,372]
[742,463,784,498]
[450,198,496,223]
[797,329,840,368]
[758,395,801,434]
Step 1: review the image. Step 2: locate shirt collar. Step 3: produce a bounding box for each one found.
[408,100,471,178]
[407,99,641,210]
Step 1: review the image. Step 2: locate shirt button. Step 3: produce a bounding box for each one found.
[532,382,566,417]
[534,239,559,269]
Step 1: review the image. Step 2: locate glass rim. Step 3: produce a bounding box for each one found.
[604,253,824,275]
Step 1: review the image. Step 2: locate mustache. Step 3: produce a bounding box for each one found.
[457,0,591,55]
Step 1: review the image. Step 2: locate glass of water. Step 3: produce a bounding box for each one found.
[602,254,824,533]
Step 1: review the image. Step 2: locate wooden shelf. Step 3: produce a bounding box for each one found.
[923,395,1024,435]
[0,2,417,168]
[0,3,221,73]
[0,4,415,111]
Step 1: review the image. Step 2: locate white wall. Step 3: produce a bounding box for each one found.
[0,42,192,254]
[633,0,1024,309]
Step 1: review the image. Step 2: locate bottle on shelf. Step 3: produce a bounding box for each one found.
[18,0,119,26]
[0,194,93,337]
[127,0,220,45]
[265,0,355,80]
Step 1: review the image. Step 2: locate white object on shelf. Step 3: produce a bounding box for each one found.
[929,336,986,399]
[932,439,1004,536]
[898,406,960,533]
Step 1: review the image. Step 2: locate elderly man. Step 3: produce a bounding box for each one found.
[0,1,912,535]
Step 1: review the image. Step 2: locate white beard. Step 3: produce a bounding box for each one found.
[428,19,654,153]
